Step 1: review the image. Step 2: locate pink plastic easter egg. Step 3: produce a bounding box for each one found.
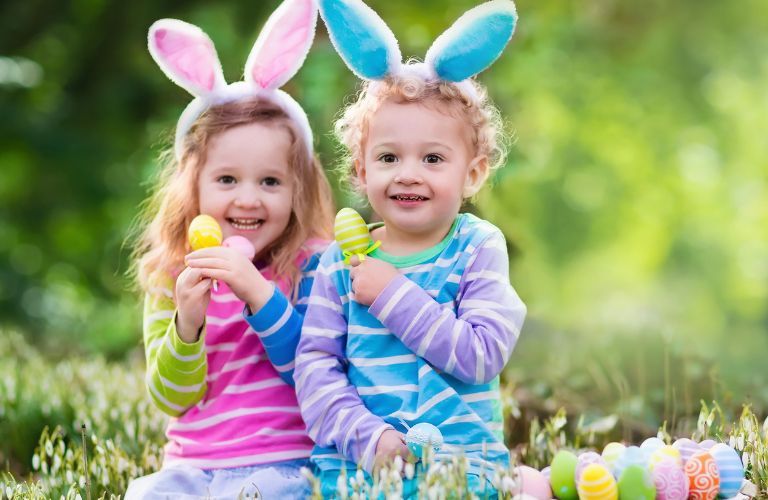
[513,465,553,500]
[685,451,720,500]
[653,458,689,500]
[673,438,701,465]
[223,235,256,260]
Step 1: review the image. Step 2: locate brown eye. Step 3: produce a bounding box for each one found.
[378,153,397,163]
[218,175,236,184]
[424,154,443,164]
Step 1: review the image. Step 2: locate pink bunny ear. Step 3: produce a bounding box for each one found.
[245,0,318,90]
[148,19,227,97]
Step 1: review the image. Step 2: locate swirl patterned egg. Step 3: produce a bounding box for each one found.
[653,458,689,500]
[709,443,744,498]
[334,208,371,254]
[576,464,617,500]
[685,451,720,500]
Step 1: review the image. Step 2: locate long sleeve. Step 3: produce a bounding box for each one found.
[294,255,393,474]
[143,282,207,417]
[244,254,321,386]
[368,230,526,384]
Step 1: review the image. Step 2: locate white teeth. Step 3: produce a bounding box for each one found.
[393,195,426,201]
[229,218,263,229]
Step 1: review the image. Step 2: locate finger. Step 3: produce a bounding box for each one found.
[185,257,230,269]
[349,266,357,282]
[194,268,229,282]
[348,254,361,267]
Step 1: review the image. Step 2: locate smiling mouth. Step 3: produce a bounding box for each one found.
[390,194,429,201]
[227,218,263,230]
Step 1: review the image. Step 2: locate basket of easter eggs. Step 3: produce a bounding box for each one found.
[512,437,747,500]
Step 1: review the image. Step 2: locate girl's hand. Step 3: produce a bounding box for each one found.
[185,246,272,312]
[175,266,212,343]
[349,256,400,306]
[374,429,411,472]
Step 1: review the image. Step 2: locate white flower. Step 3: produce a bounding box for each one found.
[32,454,40,470]
[502,476,516,493]
[337,474,348,498]
[404,462,415,480]
[355,469,364,485]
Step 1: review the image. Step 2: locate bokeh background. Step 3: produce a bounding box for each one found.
[1,0,767,487]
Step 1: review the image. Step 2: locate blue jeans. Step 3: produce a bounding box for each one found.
[124,459,311,499]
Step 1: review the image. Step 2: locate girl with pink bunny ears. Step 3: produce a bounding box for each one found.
[127,0,333,497]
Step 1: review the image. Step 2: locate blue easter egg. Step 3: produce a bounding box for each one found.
[709,443,744,498]
[405,423,443,458]
[614,446,648,479]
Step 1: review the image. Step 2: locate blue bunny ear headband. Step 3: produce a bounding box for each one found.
[148,0,319,161]
[318,0,517,95]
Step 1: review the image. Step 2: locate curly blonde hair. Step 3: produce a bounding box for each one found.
[334,69,508,195]
[131,97,333,295]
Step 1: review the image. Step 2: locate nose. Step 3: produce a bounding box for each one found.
[394,160,423,185]
[234,185,263,208]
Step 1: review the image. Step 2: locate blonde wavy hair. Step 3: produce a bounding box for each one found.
[131,97,333,295]
[334,70,508,195]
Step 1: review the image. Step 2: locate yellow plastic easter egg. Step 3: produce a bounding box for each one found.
[188,214,222,250]
[577,464,618,500]
[334,208,372,255]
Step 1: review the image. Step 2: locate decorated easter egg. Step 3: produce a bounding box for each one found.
[405,423,443,458]
[601,442,626,474]
[685,451,720,500]
[673,438,702,465]
[334,208,372,255]
[699,439,717,451]
[223,235,256,260]
[649,445,683,470]
[188,214,222,250]
[653,458,689,500]
[577,463,617,500]
[709,443,744,498]
[618,464,656,500]
[576,452,608,485]
[614,446,648,479]
[513,465,552,500]
[640,437,665,455]
[550,450,578,500]
[541,466,551,481]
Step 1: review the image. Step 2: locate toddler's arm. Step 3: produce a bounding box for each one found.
[244,252,322,386]
[143,281,207,416]
[294,254,394,474]
[369,230,526,384]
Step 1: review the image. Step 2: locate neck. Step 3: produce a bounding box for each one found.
[373,218,456,256]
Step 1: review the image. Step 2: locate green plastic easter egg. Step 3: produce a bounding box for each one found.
[550,450,578,500]
[617,464,655,500]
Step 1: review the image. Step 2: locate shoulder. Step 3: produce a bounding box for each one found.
[455,213,505,248]
[297,238,332,272]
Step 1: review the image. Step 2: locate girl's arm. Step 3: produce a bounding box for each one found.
[294,252,394,475]
[243,253,322,386]
[369,230,526,385]
[143,281,208,416]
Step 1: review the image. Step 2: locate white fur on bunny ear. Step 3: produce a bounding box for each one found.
[245,0,318,90]
[148,19,227,97]
[425,0,517,82]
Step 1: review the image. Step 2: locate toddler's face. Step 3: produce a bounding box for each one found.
[358,99,484,247]
[197,122,294,260]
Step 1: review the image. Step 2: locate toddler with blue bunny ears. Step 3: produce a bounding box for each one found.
[294,0,527,497]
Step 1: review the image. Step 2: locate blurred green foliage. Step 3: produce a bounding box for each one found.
[0,0,766,423]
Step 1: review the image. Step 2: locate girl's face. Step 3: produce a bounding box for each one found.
[198,122,294,260]
[357,99,487,248]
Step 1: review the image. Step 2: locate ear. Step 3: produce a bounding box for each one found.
[245,0,318,90]
[148,19,227,97]
[354,158,368,189]
[318,0,401,80]
[463,155,489,198]
[425,0,517,82]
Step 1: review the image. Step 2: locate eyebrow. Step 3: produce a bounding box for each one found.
[371,141,455,152]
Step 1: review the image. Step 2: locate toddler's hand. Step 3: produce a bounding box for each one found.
[374,429,411,472]
[175,266,212,343]
[348,256,399,306]
[185,246,272,311]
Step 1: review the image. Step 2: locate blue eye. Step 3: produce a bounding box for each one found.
[217,175,236,184]
[378,153,397,163]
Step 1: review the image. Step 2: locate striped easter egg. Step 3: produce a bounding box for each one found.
[650,445,683,471]
[709,443,744,498]
[334,208,372,255]
[576,452,608,485]
[699,439,717,451]
[576,463,617,500]
[685,451,720,500]
[601,442,625,474]
[673,438,702,465]
[188,214,222,250]
[653,458,689,500]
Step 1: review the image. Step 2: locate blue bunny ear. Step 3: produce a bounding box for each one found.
[319,0,401,80]
[425,0,517,82]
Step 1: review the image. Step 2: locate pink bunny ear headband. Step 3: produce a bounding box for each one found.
[148,0,318,161]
